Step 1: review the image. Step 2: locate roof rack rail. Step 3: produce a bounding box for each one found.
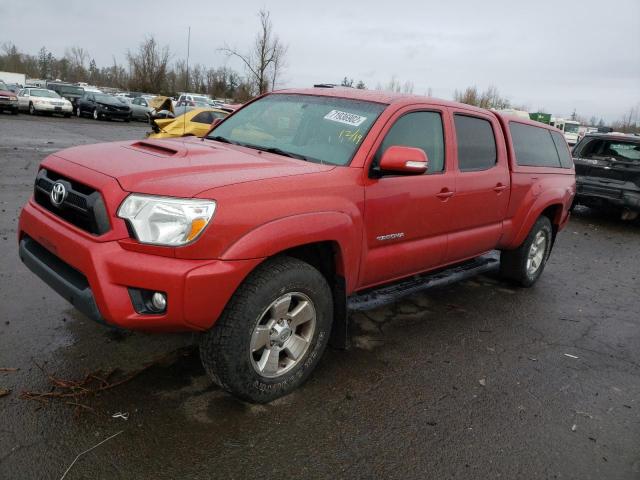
[313,83,340,88]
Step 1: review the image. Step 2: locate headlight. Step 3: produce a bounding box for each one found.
[117,194,216,246]
[10,96,17,101]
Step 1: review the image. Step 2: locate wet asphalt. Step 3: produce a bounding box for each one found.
[0,113,638,480]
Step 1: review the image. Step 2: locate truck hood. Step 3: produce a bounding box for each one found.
[50,138,335,197]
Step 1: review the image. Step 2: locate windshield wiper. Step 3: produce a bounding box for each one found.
[254,146,310,161]
[208,135,236,145]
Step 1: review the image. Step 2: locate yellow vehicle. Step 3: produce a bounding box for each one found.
[148,108,228,139]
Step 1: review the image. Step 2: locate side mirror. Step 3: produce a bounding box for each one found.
[379,146,428,175]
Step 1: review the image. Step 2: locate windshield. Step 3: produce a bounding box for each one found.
[193,96,209,103]
[94,93,114,102]
[564,123,580,134]
[60,85,84,96]
[207,94,386,166]
[31,89,60,98]
[0,81,7,91]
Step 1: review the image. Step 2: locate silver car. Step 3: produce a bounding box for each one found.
[129,96,153,122]
[18,88,73,117]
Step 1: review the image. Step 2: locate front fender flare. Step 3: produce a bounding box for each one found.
[220,211,360,290]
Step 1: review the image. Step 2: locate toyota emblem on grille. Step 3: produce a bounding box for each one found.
[50,182,67,207]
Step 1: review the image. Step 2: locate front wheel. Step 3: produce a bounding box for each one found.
[199,256,333,403]
[500,216,553,287]
[29,103,36,115]
[92,108,99,120]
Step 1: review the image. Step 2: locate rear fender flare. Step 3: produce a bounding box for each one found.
[508,190,566,248]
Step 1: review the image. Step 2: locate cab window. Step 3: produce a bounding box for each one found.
[510,122,562,168]
[454,114,497,171]
[373,111,445,174]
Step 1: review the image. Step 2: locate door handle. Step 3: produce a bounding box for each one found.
[436,189,454,200]
[493,184,508,193]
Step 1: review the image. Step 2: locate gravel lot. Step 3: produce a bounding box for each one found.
[0,113,639,480]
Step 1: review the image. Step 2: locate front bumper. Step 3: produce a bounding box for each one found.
[18,200,262,332]
[576,179,640,211]
[0,98,18,110]
[99,108,130,119]
[35,103,72,113]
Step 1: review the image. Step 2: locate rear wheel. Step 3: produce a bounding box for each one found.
[500,216,553,287]
[199,256,333,403]
[76,107,82,118]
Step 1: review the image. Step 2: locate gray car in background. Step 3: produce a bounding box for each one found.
[129,96,153,122]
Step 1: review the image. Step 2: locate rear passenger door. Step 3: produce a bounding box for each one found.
[445,110,510,262]
[360,107,455,287]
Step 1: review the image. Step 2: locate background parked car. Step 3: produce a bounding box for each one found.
[46,82,84,114]
[17,88,72,117]
[572,133,640,220]
[129,96,153,121]
[0,80,19,114]
[76,92,131,121]
[148,107,228,138]
[176,93,211,107]
[4,83,22,94]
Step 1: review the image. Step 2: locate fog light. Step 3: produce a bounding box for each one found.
[151,292,167,311]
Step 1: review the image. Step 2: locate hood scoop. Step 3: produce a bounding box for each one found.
[127,141,181,157]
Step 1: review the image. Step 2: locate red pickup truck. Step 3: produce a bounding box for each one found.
[18,88,575,402]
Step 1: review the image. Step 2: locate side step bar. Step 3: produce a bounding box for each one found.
[347,251,500,311]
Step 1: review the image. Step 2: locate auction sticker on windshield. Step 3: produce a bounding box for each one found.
[324,110,367,127]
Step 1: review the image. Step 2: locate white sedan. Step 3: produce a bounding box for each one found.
[18,88,73,117]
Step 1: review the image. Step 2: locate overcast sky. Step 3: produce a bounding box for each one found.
[1,0,638,121]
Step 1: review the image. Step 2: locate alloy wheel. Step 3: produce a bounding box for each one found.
[250,292,316,378]
[526,230,547,276]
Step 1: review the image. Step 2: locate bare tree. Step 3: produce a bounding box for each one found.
[127,36,170,93]
[222,9,287,95]
[454,85,511,109]
[64,46,89,81]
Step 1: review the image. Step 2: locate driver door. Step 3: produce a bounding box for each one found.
[359,107,455,288]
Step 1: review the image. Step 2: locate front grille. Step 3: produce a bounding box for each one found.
[34,169,110,235]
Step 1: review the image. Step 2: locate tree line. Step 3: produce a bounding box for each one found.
[0,9,285,102]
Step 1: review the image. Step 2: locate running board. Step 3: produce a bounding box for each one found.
[347,252,500,311]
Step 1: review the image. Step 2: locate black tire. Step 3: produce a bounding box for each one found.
[199,256,333,403]
[29,103,36,115]
[124,116,130,123]
[64,113,71,118]
[11,108,18,115]
[500,216,553,287]
[93,108,99,120]
[76,107,82,118]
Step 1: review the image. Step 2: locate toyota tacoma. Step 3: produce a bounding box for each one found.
[18,88,576,402]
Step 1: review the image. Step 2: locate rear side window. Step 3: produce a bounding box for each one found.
[550,131,573,168]
[192,111,214,124]
[454,115,497,171]
[576,138,640,162]
[375,111,445,173]
[509,122,561,168]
